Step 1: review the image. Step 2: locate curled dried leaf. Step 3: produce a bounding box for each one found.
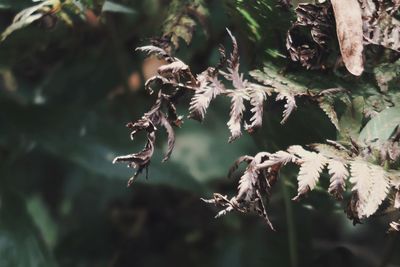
[203,152,275,230]
[113,118,156,186]
[276,92,297,124]
[286,2,335,70]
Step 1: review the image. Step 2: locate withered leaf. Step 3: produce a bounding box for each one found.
[276,92,297,124]
[203,152,275,230]
[136,45,174,62]
[245,84,268,133]
[227,91,247,143]
[113,118,156,187]
[331,0,364,76]
[159,113,175,162]
[286,2,334,70]
[188,69,225,121]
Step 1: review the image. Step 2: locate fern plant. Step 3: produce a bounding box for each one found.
[110,0,400,232]
[4,0,398,233]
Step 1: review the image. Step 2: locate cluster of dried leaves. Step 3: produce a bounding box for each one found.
[113,29,346,185]
[109,1,400,232]
[204,137,400,230]
[287,0,400,76]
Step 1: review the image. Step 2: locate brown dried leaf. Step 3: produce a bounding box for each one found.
[203,152,275,230]
[245,85,268,133]
[327,159,349,199]
[286,2,334,70]
[331,0,364,76]
[360,0,400,52]
[288,145,327,200]
[350,160,390,218]
[136,45,174,62]
[113,118,156,186]
[227,91,247,143]
[276,92,297,124]
[160,113,175,162]
[188,69,225,121]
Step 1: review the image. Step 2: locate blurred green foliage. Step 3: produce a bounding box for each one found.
[0,1,399,267]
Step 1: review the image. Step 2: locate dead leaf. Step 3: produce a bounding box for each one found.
[331,0,364,76]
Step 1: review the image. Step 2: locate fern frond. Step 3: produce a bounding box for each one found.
[288,146,327,199]
[256,151,294,169]
[245,84,269,133]
[350,160,390,218]
[188,71,225,121]
[327,159,349,199]
[237,171,256,201]
[227,91,248,142]
[159,113,175,162]
[276,92,297,124]
[318,100,340,130]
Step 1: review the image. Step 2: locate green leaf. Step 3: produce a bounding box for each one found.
[358,107,400,144]
[0,191,56,267]
[101,1,136,14]
[338,96,364,141]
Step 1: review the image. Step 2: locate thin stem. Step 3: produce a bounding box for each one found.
[281,180,298,267]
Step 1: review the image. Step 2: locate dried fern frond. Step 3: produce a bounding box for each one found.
[227,90,248,142]
[188,71,225,121]
[245,84,270,133]
[135,45,175,62]
[113,92,181,186]
[276,92,297,125]
[327,159,349,199]
[350,160,390,218]
[286,2,335,70]
[116,30,347,184]
[288,145,328,199]
[203,140,398,230]
[203,152,275,230]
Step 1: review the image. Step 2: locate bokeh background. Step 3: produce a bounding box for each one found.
[0,0,399,267]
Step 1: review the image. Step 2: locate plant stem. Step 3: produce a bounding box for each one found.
[281,180,298,267]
